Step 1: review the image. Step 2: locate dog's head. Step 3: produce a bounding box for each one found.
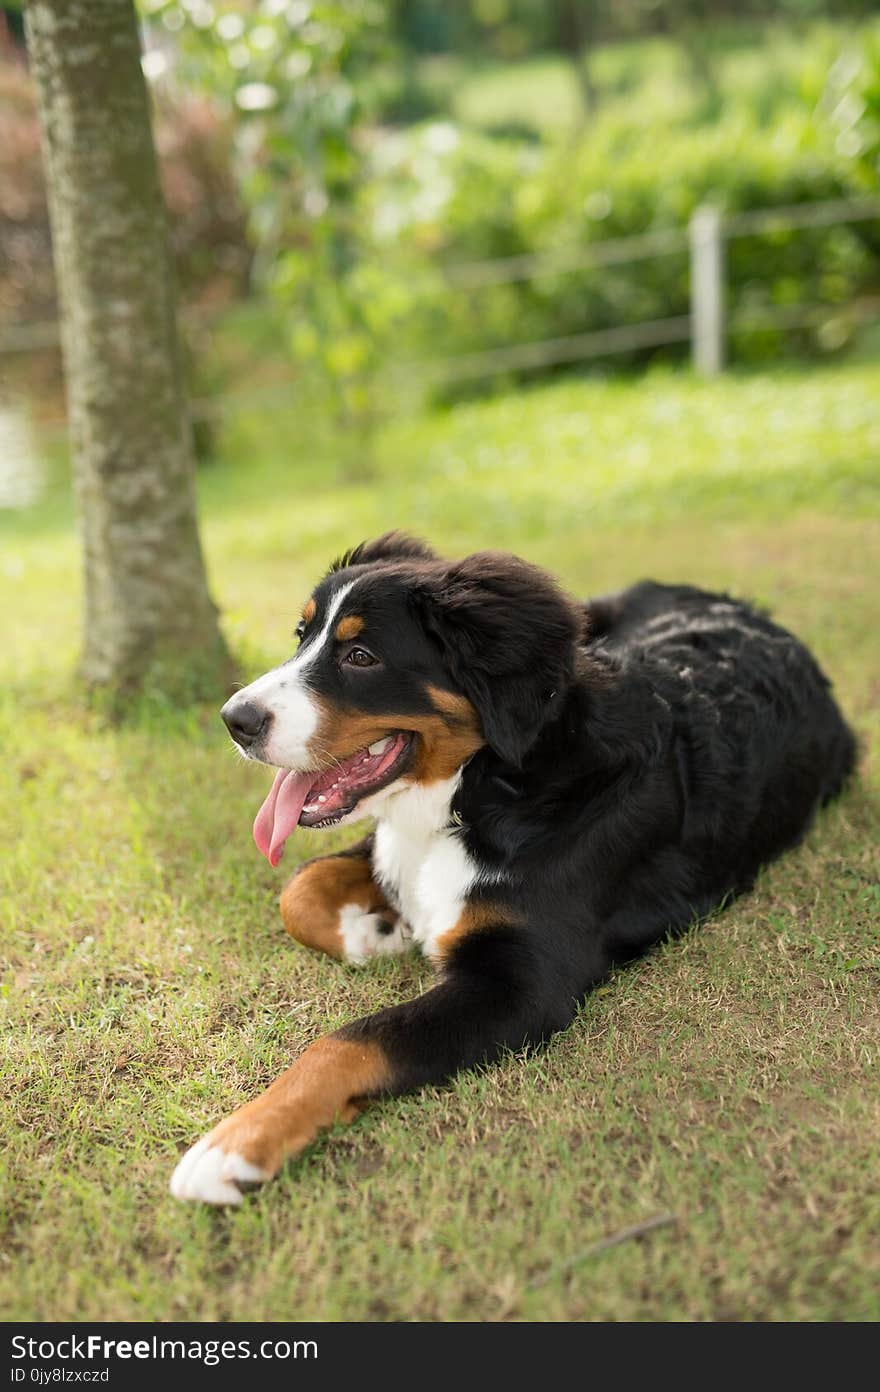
[222,533,582,864]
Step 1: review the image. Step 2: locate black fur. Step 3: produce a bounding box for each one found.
[309,541,856,1102]
[413,551,584,765]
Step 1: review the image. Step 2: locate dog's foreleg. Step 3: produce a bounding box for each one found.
[170,925,572,1204]
[279,838,409,964]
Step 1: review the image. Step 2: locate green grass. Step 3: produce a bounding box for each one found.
[1,361,879,1321]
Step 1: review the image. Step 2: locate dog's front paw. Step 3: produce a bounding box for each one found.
[338,906,412,965]
[169,1116,274,1206]
[170,1036,382,1205]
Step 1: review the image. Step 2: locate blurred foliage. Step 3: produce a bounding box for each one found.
[153,91,252,301]
[822,25,880,191]
[5,2,880,428]
[133,7,880,415]
[356,21,879,389]
[0,54,53,327]
[139,0,391,467]
[384,2,878,62]
[0,42,248,322]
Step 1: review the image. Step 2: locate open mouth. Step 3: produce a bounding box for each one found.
[253,732,414,866]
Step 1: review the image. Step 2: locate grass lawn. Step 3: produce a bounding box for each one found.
[1,362,878,1321]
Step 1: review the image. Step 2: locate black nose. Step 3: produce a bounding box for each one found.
[221,698,270,749]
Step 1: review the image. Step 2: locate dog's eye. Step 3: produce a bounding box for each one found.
[294,619,306,642]
[344,647,378,668]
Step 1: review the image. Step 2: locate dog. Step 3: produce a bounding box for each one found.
[170,532,856,1204]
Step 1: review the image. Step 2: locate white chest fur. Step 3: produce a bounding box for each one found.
[372,775,481,963]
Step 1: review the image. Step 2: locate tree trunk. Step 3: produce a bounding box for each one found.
[556,0,598,121]
[24,0,232,701]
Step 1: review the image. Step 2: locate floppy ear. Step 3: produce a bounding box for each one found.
[418,552,582,767]
[330,531,437,572]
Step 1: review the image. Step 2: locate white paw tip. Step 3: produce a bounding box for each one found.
[170,1136,269,1205]
[339,907,411,964]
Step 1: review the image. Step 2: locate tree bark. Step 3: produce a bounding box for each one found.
[24,0,232,700]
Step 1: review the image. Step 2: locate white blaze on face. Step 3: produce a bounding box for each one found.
[229,579,357,770]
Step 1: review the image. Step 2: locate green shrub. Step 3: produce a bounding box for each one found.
[353,105,877,391]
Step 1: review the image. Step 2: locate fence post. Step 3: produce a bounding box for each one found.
[690,205,724,375]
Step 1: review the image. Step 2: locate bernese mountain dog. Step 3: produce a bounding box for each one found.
[171,532,855,1204]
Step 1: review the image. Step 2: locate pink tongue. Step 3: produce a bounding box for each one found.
[253,768,316,868]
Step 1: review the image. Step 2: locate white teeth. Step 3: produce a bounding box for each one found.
[318,795,327,802]
[368,737,392,756]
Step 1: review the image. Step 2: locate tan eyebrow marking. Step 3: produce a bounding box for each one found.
[302,598,316,625]
[335,614,364,642]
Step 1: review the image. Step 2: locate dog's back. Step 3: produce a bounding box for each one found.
[585,580,856,882]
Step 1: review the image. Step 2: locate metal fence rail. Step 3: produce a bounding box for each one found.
[428,315,693,382]
[723,194,880,238]
[442,226,688,290]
